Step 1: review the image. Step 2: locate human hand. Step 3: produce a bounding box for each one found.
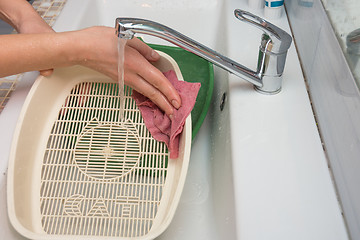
[76,26,182,117]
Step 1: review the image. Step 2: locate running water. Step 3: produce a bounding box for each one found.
[117,38,127,121]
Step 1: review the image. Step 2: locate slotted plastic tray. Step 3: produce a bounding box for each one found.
[7,52,191,239]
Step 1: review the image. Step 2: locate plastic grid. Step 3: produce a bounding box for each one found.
[40,82,169,237]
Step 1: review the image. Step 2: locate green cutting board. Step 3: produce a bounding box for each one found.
[149,44,214,139]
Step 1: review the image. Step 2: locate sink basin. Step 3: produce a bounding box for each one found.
[58,0,237,239]
[9,0,237,239]
[61,0,237,239]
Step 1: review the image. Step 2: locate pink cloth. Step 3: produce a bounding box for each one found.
[132,70,201,159]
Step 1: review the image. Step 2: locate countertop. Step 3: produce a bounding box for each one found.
[226,1,348,239]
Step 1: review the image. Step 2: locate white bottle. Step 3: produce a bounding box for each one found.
[264,0,284,19]
[248,0,264,9]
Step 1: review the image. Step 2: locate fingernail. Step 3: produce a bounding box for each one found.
[169,114,174,120]
[151,50,159,59]
[172,100,180,109]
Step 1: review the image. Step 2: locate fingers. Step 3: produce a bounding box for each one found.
[78,27,182,116]
[127,38,160,62]
[136,63,182,109]
[40,69,54,77]
[124,45,182,115]
[125,72,176,117]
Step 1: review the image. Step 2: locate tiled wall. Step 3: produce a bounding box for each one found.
[0,0,67,113]
[32,0,67,27]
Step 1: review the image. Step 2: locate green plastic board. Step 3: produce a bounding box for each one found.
[149,43,214,139]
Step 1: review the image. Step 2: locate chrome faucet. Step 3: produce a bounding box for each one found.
[115,9,292,94]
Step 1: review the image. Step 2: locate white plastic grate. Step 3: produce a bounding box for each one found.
[40,82,169,237]
[74,121,141,180]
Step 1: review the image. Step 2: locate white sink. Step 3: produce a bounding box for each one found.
[55,0,236,239]
[0,0,349,239]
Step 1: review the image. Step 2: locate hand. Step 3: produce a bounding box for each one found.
[77,26,182,117]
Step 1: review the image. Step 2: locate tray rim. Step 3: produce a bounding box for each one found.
[7,52,192,239]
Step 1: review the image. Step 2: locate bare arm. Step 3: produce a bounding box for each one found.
[0,27,181,116]
[0,0,51,34]
[0,0,181,115]
[0,0,55,75]
[0,32,73,76]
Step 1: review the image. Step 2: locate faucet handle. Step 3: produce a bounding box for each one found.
[234,9,292,54]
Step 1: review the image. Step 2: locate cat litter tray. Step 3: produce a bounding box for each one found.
[7,51,192,239]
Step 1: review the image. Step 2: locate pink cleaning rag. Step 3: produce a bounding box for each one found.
[132,70,201,159]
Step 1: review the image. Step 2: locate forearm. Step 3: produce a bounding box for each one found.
[0,26,181,115]
[0,0,49,33]
[0,32,81,77]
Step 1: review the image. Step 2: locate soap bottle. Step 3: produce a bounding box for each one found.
[248,0,264,9]
[264,0,284,19]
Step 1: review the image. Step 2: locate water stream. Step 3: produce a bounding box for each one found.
[117,38,127,121]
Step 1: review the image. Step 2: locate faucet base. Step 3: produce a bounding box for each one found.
[254,85,281,95]
[253,74,283,94]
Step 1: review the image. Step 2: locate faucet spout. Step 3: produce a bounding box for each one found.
[115,9,292,94]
